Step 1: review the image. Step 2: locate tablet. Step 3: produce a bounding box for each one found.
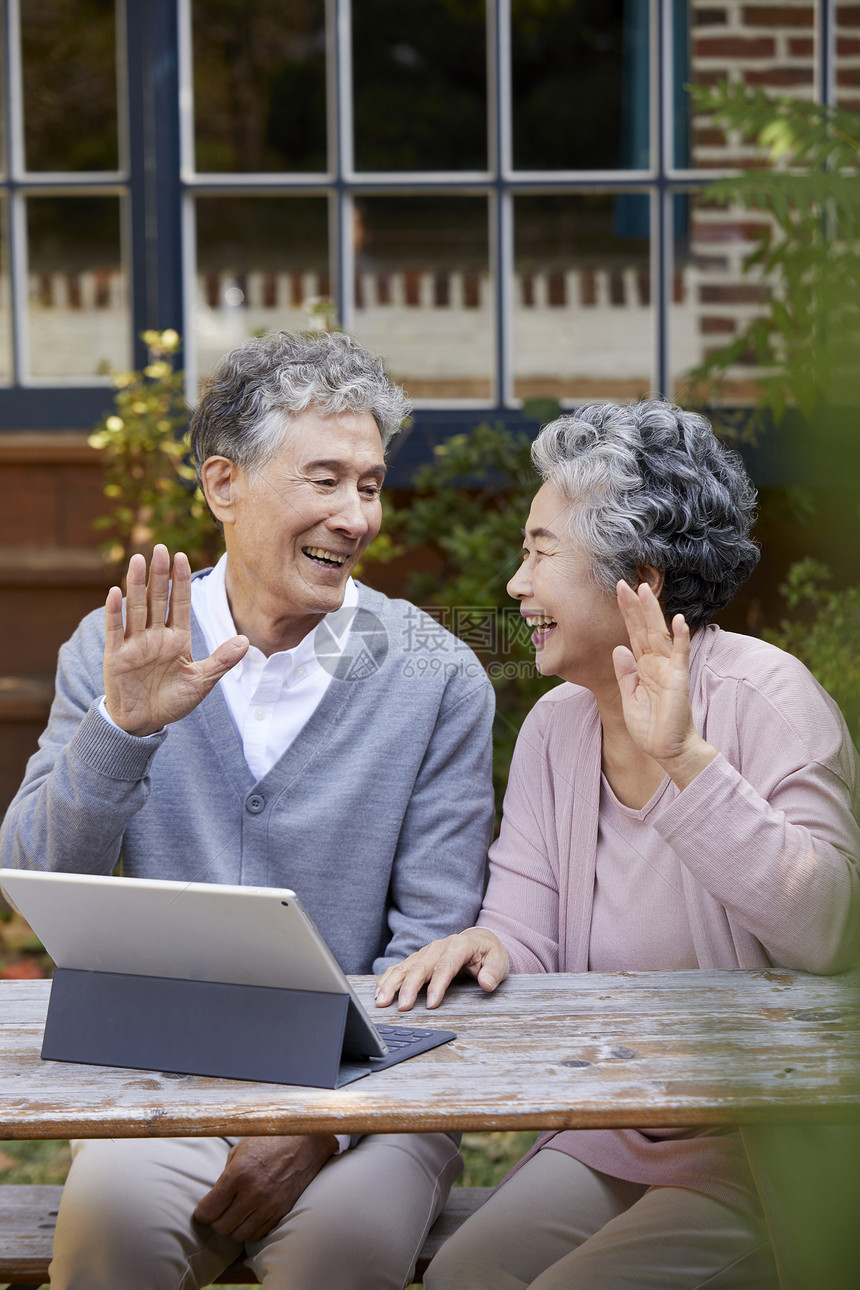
[0,870,393,1059]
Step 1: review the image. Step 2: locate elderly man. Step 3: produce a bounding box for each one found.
[0,330,495,1290]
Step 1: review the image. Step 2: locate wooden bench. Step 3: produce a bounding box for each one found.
[0,1183,491,1287]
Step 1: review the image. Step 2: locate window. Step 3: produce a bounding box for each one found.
[0,0,846,433]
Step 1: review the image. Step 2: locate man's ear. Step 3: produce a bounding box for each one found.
[200,456,240,527]
[634,565,665,600]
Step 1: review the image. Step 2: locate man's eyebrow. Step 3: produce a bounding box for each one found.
[304,458,387,479]
[521,525,559,541]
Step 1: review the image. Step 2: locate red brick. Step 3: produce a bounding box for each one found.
[691,70,730,87]
[788,37,815,56]
[837,36,860,52]
[742,6,814,26]
[405,270,421,306]
[375,272,390,305]
[693,8,729,25]
[94,269,111,308]
[695,155,776,169]
[696,36,775,57]
[703,344,760,364]
[700,316,737,334]
[692,255,730,271]
[463,272,480,308]
[837,66,860,84]
[744,67,814,85]
[837,7,860,28]
[692,221,768,242]
[696,197,731,212]
[694,128,728,147]
[700,283,771,303]
[609,269,625,306]
[2,961,44,980]
[548,272,566,306]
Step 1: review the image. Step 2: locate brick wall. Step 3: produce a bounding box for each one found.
[683,1,860,396]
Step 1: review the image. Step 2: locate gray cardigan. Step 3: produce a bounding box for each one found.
[1,580,496,975]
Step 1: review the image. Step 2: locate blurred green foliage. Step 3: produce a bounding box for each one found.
[687,84,860,426]
[0,1139,71,1185]
[88,330,222,572]
[687,83,860,737]
[0,1130,536,1195]
[764,559,860,747]
[369,417,556,800]
[459,1131,538,1187]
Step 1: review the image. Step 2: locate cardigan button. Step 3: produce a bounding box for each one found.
[246,794,265,814]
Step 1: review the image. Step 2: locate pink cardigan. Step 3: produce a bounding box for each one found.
[477,625,860,1209]
[479,624,859,977]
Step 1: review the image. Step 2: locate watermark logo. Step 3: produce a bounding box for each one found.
[314,603,538,682]
[313,606,389,680]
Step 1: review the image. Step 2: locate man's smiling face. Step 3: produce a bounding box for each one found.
[206,406,386,648]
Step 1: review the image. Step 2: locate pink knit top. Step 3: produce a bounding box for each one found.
[477,625,860,1210]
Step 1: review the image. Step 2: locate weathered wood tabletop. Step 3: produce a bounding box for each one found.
[1,970,857,1139]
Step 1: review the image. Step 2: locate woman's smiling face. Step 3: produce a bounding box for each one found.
[507,482,629,689]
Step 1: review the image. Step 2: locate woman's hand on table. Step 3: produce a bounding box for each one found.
[613,580,717,791]
[375,929,510,1012]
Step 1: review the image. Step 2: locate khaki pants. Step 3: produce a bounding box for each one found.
[51,1132,461,1290]
[426,1148,778,1290]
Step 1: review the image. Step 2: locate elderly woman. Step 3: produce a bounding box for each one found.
[376,401,860,1290]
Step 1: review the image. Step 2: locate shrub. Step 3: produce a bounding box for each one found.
[88,330,222,570]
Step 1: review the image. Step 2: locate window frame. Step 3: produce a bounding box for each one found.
[0,0,843,433]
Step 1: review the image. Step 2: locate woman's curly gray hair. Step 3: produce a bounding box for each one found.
[531,401,760,629]
[189,330,410,488]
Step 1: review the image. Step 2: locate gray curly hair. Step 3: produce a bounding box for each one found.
[531,401,760,629]
[189,330,410,489]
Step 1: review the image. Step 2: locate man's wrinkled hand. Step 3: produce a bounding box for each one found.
[193,1135,338,1244]
[103,544,248,736]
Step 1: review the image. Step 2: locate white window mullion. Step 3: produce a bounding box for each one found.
[177,0,196,180]
[181,189,198,400]
[330,0,352,331]
[654,0,671,399]
[6,0,28,383]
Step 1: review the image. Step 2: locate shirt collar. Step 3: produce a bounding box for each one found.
[192,553,359,681]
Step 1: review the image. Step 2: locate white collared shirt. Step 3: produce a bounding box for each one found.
[192,554,358,782]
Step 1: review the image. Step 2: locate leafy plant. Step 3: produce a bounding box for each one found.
[764,559,860,747]
[686,84,860,426]
[685,86,860,739]
[88,330,222,570]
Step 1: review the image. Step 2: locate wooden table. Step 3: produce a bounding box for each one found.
[1,969,858,1140]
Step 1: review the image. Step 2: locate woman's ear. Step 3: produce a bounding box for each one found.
[634,565,665,601]
[200,456,239,527]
